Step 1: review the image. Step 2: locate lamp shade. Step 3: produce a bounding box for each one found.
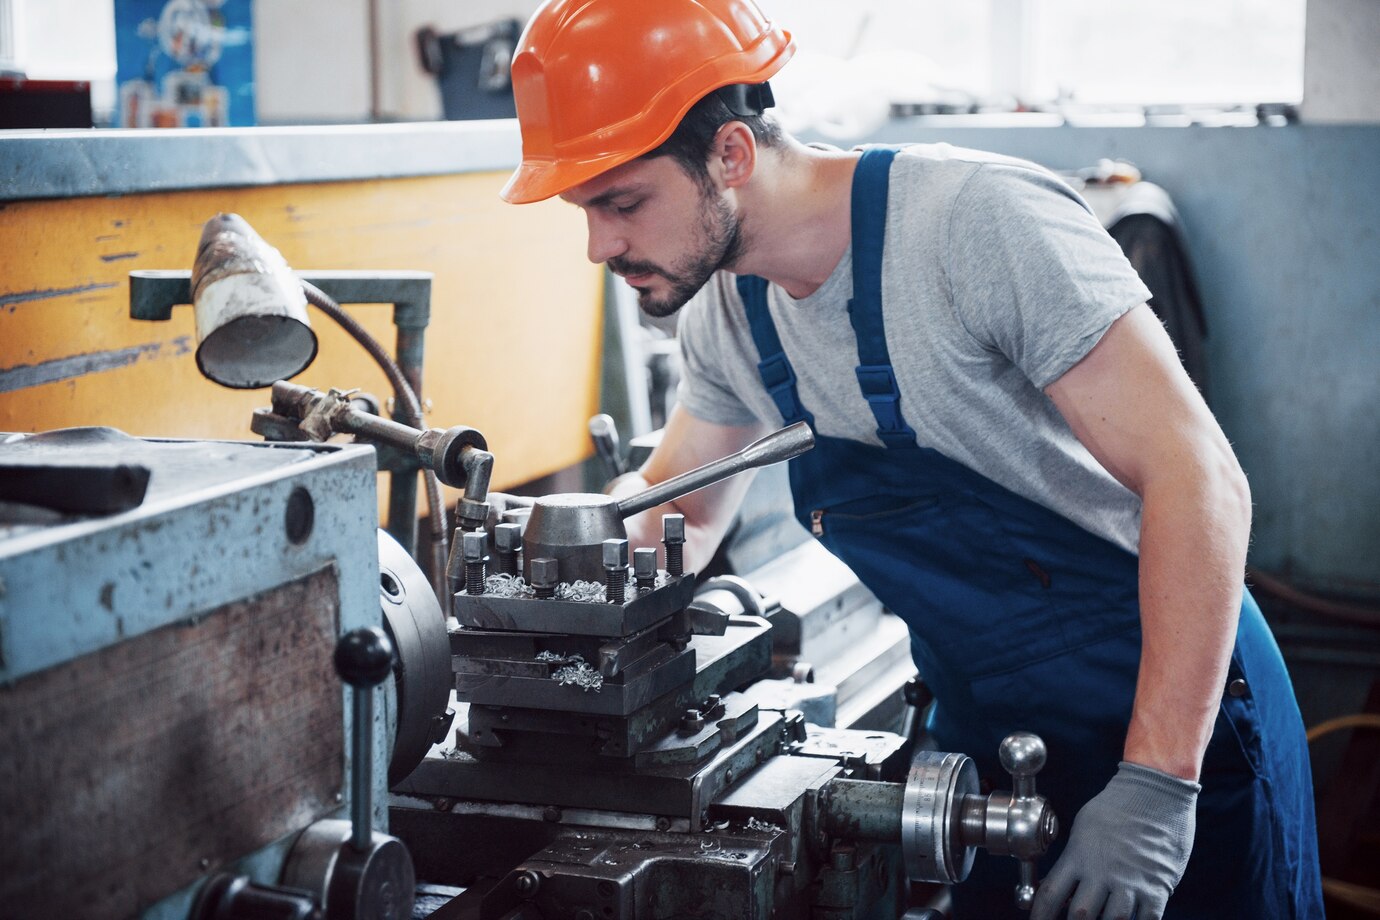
[190,213,318,389]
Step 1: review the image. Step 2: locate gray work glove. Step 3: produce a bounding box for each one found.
[1030,761,1200,920]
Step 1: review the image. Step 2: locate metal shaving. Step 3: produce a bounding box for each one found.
[552,656,604,692]
[482,573,625,604]
[536,651,604,692]
[556,579,610,603]
[485,573,534,597]
[746,817,784,833]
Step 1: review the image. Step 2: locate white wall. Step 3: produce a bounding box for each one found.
[1301,0,1380,123]
[253,0,371,124]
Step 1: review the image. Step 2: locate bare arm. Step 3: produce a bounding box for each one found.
[1046,304,1251,780]
[609,404,770,574]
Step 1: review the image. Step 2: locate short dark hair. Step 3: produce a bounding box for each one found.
[643,85,784,187]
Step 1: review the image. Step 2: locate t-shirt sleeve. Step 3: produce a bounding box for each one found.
[946,163,1152,389]
[674,277,762,427]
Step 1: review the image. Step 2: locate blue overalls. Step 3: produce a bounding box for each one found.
[734,148,1323,919]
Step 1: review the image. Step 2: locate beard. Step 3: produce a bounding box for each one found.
[608,189,743,319]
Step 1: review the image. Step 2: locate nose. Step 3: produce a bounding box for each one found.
[585,210,627,265]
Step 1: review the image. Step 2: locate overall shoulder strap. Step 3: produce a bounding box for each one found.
[848,146,918,450]
[735,274,814,427]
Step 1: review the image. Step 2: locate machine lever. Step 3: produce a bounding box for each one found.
[589,413,628,479]
[615,421,813,518]
[334,627,396,852]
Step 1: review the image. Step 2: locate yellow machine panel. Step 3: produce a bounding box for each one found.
[0,171,603,493]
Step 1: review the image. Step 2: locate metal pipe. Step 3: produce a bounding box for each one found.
[616,422,813,519]
[300,282,449,604]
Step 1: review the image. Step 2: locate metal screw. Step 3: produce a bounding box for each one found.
[662,514,685,577]
[463,531,488,595]
[633,547,658,592]
[680,708,704,734]
[515,870,540,898]
[495,523,522,576]
[655,816,672,831]
[603,539,629,604]
[703,694,722,716]
[543,805,562,822]
[531,558,559,598]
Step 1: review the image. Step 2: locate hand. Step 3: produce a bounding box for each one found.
[1031,762,1199,920]
[480,491,535,533]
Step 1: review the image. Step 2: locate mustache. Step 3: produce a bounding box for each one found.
[607,257,668,280]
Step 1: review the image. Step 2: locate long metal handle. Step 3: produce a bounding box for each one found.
[615,422,814,519]
[589,413,627,478]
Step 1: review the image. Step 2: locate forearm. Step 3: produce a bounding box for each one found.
[1125,458,1252,780]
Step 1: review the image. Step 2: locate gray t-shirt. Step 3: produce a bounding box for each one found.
[676,143,1153,554]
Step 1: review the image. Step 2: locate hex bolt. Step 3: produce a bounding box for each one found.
[494,522,522,576]
[680,708,704,734]
[633,547,658,593]
[531,557,559,599]
[463,531,488,595]
[662,513,686,577]
[603,538,629,604]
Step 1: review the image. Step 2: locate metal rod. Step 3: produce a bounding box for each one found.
[615,422,813,519]
[822,779,905,841]
[351,685,374,852]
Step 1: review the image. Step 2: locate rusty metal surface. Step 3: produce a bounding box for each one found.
[0,567,343,920]
[0,435,378,684]
[0,434,386,920]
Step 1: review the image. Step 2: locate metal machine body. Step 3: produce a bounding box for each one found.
[0,393,1055,919]
[368,404,1058,918]
[0,430,403,920]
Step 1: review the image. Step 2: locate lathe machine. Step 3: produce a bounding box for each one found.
[0,378,1058,920]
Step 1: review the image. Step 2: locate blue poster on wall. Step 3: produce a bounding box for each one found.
[114,0,254,127]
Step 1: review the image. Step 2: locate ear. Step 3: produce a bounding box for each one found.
[709,121,757,190]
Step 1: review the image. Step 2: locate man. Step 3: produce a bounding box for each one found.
[500,1,1323,918]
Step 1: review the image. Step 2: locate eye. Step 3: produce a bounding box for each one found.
[615,199,643,216]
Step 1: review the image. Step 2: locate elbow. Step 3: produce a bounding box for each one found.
[1224,450,1252,529]
[1207,444,1253,539]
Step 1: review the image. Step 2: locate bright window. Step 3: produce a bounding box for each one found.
[1032,0,1306,104]
[782,0,1306,108]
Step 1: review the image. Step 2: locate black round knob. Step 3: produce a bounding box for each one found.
[334,626,395,688]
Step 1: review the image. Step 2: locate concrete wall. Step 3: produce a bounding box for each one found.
[1301,0,1380,123]
[855,122,1380,592]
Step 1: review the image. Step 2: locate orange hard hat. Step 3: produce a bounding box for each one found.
[500,0,795,204]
